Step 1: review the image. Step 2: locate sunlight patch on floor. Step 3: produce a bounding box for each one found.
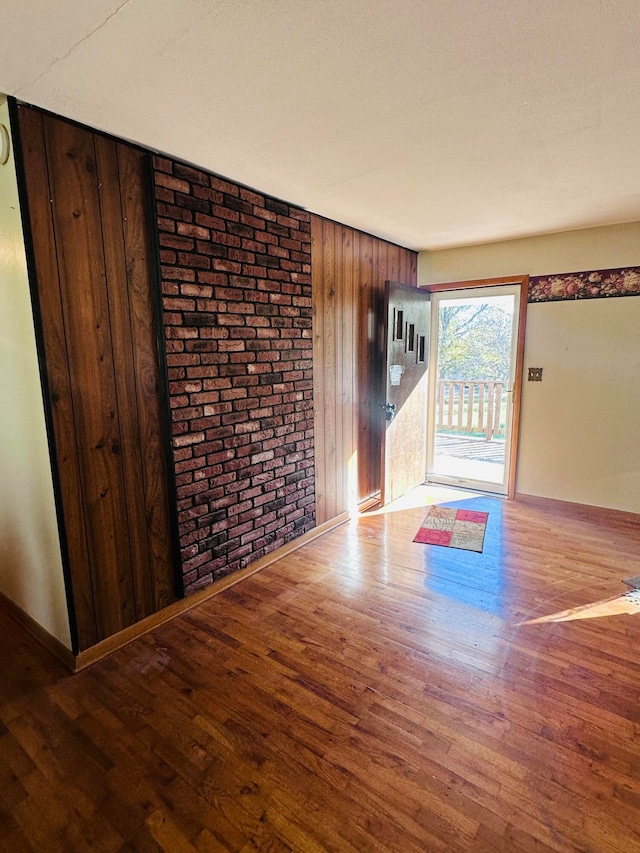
[521,591,640,624]
[361,484,486,517]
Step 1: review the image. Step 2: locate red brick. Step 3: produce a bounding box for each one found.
[241,265,268,278]
[158,217,176,233]
[163,297,196,311]
[154,160,315,595]
[229,353,256,364]
[268,244,290,259]
[172,406,204,422]
[239,213,266,230]
[153,156,173,174]
[157,202,193,222]
[240,188,265,206]
[202,377,232,390]
[195,212,227,231]
[241,238,267,253]
[227,307,255,321]
[193,277,224,293]
[210,176,240,196]
[160,233,195,251]
[180,283,213,298]
[173,432,205,447]
[216,338,245,352]
[190,391,221,405]
[193,185,224,202]
[203,402,233,417]
[162,266,196,282]
[156,172,191,193]
[177,222,210,239]
[174,162,209,185]
[221,388,248,401]
[251,206,277,222]
[210,259,241,274]
[167,327,199,340]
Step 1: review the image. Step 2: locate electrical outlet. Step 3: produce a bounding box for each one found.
[528,367,543,382]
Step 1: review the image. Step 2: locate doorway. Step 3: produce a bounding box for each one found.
[425,280,527,497]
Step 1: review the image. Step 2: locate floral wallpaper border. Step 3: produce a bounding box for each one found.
[528,266,640,303]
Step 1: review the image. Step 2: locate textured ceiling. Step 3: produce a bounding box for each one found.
[1,0,639,250]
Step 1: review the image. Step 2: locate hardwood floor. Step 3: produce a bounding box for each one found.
[2,487,640,852]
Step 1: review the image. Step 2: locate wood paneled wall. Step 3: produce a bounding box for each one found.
[311,216,417,523]
[16,105,178,651]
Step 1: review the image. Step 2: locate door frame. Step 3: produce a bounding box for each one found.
[420,275,528,499]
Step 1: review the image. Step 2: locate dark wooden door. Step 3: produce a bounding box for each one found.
[16,105,178,651]
[380,282,430,505]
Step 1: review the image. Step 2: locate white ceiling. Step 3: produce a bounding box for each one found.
[1,0,639,250]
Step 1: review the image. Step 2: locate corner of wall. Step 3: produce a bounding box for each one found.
[0,100,72,650]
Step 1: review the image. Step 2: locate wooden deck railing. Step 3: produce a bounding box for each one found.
[436,379,507,441]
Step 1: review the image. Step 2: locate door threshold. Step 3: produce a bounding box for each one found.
[358,494,381,514]
[424,479,508,499]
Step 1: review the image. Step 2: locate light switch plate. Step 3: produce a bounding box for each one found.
[528,367,543,382]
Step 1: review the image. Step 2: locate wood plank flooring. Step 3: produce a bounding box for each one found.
[2,487,640,851]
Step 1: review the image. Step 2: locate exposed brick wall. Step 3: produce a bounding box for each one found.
[152,157,315,593]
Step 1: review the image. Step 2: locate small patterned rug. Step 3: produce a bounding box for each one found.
[414,505,488,552]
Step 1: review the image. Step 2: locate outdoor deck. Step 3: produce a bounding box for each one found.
[436,379,507,441]
[432,433,506,484]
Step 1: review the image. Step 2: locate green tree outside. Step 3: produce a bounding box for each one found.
[438,303,512,382]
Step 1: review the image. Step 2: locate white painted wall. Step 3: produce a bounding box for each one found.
[0,97,71,648]
[419,223,640,513]
[419,222,640,282]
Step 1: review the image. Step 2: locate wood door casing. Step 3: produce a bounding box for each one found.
[422,275,528,499]
[16,105,178,651]
[381,282,431,505]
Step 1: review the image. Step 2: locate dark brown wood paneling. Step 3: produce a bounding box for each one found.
[43,115,136,638]
[358,231,375,504]
[118,144,177,611]
[16,105,178,649]
[311,216,417,522]
[322,218,337,519]
[17,107,97,650]
[94,133,150,624]
[341,225,356,516]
